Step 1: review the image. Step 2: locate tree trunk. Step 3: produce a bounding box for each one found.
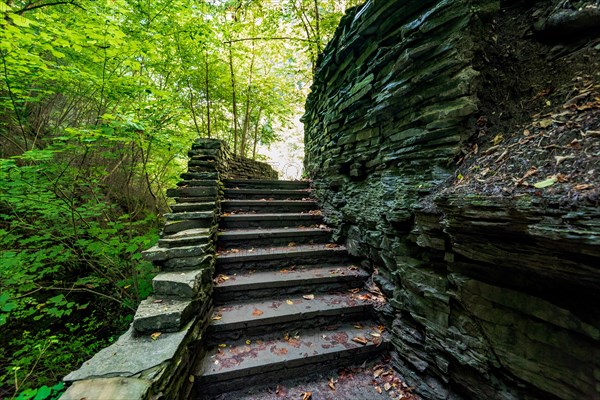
[204,49,212,138]
[252,107,262,160]
[228,43,238,155]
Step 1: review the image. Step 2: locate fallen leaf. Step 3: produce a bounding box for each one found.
[370,332,381,338]
[286,299,294,305]
[188,375,195,383]
[152,299,163,304]
[252,308,264,316]
[246,339,251,345]
[212,314,222,321]
[218,343,227,348]
[556,173,569,183]
[354,323,364,329]
[303,294,315,300]
[275,385,287,397]
[375,386,382,394]
[150,332,161,340]
[288,242,297,247]
[328,377,336,391]
[491,134,504,145]
[538,119,552,128]
[574,184,593,190]
[352,336,368,345]
[301,391,312,400]
[384,382,392,391]
[374,368,384,378]
[325,243,338,248]
[533,176,557,189]
[555,155,574,165]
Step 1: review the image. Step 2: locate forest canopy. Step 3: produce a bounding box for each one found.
[0,0,360,398]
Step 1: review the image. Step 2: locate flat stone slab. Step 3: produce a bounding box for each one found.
[60,377,150,400]
[164,211,214,221]
[153,269,208,298]
[217,244,347,264]
[223,189,311,200]
[158,228,212,248]
[176,180,217,187]
[214,265,367,293]
[170,202,215,213]
[210,292,370,333]
[167,187,217,198]
[133,297,196,333]
[163,254,212,270]
[223,179,311,189]
[197,322,385,382]
[164,219,213,235]
[142,243,210,262]
[64,320,195,382]
[218,227,331,241]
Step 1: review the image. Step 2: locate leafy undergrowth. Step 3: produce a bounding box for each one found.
[0,149,160,399]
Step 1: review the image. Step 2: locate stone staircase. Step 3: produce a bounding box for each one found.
[191,179,387,398]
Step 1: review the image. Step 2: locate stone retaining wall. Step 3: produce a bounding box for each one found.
[60,139,277,400]
[303,1,599,399]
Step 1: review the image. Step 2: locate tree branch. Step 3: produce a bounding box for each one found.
[15,1,85,14]
[223,36,317,44]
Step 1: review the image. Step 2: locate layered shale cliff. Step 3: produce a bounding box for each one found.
[303,0,600,399]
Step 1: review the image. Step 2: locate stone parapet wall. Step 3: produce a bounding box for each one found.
[60,138,278,400]
[304,1,599,399]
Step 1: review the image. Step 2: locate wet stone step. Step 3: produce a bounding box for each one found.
[223,179,310,190]
[194,321,387,396]
[220,213,323,229]
[169,202,215,213]
[216,244,349,272]
[217,227,331,249]
[213,265,369,303]
[158,227,212,248]
[223,189,311,200]
[176,179,218,187]
[209,292,371,335]
[221,200,319,214]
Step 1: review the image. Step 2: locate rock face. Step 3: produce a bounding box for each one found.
[303,1,600,399]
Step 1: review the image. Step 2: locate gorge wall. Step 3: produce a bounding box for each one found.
[303,0,600,399]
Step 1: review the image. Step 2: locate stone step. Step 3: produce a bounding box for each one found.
[176,180,217,187]
[170,202,215,213]
[158,228,212,248]
[220,213,323,229]
[163,211,215,235]
[173,196,216,203]
[221,199,319,214]
[194,321,386,396]
[223,188,311,200]
[167,186,217,198]
[209,292,370,335]
[216,244,348,272]
[213,265,368,303]
[181,171,219,181]
[217,227,331,249]
[223,179,310,190]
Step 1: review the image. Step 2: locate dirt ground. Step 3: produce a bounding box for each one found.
[447,1,600,207]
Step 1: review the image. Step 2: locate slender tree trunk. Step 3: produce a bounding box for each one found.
[313,0,322,53]
[228,43,238,155]
[252,107,262,160]
[204,49,212,138]
[240,42,256,157]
